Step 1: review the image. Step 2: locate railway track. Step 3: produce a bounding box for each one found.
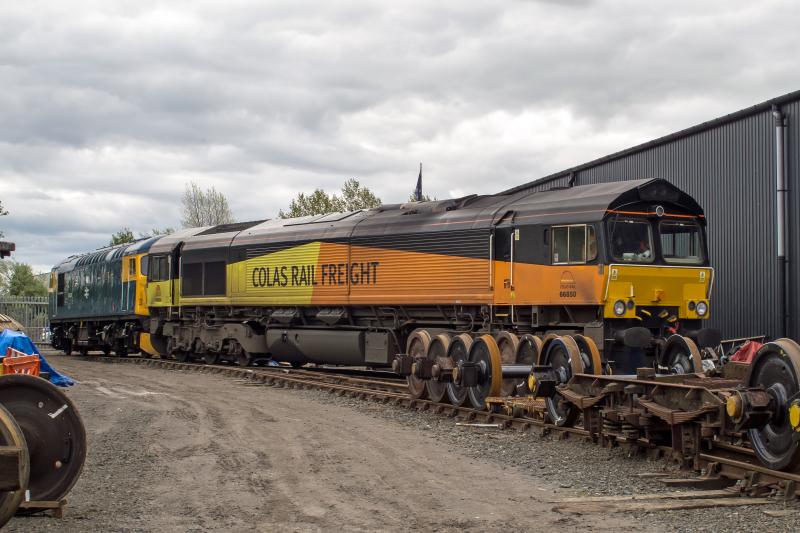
[50,351,800,500]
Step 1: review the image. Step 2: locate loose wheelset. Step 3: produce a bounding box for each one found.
[0,374,87,525]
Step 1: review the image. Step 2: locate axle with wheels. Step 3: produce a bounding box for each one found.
[525,338,800,472]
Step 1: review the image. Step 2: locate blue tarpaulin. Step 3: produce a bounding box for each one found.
[0,329,75,387]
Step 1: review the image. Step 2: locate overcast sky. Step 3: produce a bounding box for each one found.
[1,0,799,272]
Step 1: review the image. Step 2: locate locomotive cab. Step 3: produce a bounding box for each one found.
[598,183,717,374]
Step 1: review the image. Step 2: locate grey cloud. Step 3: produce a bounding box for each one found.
[0,0,798,270]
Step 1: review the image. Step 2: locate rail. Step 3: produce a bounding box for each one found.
[47,350,800,498]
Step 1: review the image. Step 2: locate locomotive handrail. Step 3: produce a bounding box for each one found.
[509,231,514,289]
[488,231,494,290]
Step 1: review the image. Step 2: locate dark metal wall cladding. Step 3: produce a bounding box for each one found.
[786,99,800,340]
[520,102,799,341]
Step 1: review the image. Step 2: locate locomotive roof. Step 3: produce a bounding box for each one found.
[147,226,213,255]
[223,178,701,248]
[51,178,702,267]
[504,178,703,224]
[52,236,160,273]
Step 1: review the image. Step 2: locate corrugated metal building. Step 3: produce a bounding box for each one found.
[506,90,800,341]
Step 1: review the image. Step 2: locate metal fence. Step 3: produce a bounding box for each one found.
[0,296,49,345]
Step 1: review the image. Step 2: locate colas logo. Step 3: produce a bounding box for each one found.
[559,271,577,298]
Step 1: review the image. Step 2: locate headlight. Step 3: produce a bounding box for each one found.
[613,300,626,316]
[696,301,708,317]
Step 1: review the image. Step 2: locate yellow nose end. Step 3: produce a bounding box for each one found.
[789,401,800,432]
[726,395,743,420]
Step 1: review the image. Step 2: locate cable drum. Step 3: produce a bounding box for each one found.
[0,375,87,504]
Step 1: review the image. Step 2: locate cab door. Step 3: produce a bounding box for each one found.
[170,245,183,307]
[491,210,516,306]
[121,256,136,313]
[146,254,174,309]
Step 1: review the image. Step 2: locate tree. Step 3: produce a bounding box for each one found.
[0,261,13,294]
[339,178,382,212]
[139,227,176,239]
[181,182,235,228]
[110,228,135,246]
[279,189,340,219]
[279,179,382,218]
[7,263,47,297]
[0,199,7,239]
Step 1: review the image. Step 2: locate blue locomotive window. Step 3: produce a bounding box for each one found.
[57,273,65,306]
[660,221,704,264]
[608,218,653,263]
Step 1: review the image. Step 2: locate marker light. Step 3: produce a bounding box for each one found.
[696,301,708,317]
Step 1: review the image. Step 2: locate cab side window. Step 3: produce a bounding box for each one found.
[552,225,597,264]
[147,256,170,282]
[553,227,569,264]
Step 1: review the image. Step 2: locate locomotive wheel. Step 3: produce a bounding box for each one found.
[539,334,559,359]
[747,339,800,471]
[406,330,432,400]
[101,345,111,356]
[574,335,603,375]
[661,335,702,374]
[0,403,29,528]
[542,336,582,427]
[425,334,452,403]
[149,334,170,359]
[466,334,502,410]
[516,334,543,366]
[204,352,220,365]
[174,350,190,363]
[0,375,87,503]
[496,331,521,397]
[446,334,473,406]
[237,352,252,368]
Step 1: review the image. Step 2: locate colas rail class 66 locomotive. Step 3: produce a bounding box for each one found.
[49,178,715,391]
[48,177,800,473]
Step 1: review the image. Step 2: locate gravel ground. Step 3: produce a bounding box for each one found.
[6,356,637,532]
[7,355,800,532]
[296,388,800,533]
